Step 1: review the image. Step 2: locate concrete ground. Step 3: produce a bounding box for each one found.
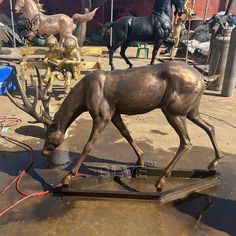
[0,47,236,236]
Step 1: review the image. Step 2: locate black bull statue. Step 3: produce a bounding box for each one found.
[103,0,184,70]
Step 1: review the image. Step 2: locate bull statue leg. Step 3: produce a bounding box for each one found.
[150,40,163,65]
[120,42,133,69]
[160,38,176,55]
[109,49,116,70]
[109,48,117,71]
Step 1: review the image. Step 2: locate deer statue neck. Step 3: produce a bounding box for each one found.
[23,0,40,21]
[52,82,87,134]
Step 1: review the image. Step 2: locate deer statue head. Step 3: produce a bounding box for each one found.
[6,68,63,165]
[42,122,65,159]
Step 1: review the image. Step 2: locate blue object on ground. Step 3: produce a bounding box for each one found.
[0,65,17,95]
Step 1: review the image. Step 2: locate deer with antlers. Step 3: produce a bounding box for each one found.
[7,61,223,191]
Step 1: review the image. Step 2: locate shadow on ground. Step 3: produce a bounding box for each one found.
[1,116,236,235]
[0,143,236,236]
[175,194,236,235]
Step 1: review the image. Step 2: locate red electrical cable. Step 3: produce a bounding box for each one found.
[0,116,86,217]
[0,131,55,217]
[0,116,22,130]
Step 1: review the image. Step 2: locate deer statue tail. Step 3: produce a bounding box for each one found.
[72,7,99,22]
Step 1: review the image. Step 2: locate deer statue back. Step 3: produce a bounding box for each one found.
[15,0,98,45]
[7,61,223,191]
[103,0,184,70]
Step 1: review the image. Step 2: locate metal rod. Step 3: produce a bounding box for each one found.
[225,0,236,15]
[109,0,113,47]
[203,0,210,21]
[102,3,105,24]
[9,0,16,47]
[185,18,191,64]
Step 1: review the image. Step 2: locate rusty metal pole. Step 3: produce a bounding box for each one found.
[203,0,210,21]
[221,27,236,97]
[109,0,113,47]
[75,0,92,46]
[225,0,236,15]
[9,0,16,47]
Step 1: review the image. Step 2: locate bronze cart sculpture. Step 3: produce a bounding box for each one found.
[7,61,223,191]
[103,0,184,70]
[43,36,81,94]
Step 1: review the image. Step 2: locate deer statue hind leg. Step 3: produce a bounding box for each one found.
[61,101,114,186]
[155,110,192,191]
[111,112,144,166]
[187,108,224,170]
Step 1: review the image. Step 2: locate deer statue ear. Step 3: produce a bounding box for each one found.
[48,122,60,132]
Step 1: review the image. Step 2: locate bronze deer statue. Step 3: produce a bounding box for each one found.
[7,62,223,191]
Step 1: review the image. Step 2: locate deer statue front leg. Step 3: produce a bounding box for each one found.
[111,112,144,166]
[61,103,113,185]
[61,118,110,185]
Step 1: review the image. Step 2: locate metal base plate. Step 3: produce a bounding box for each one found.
[58,166,220,204]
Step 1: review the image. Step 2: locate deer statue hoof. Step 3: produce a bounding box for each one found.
[61,174,72,187]
[136,159,144,167]
[207,160,218,171]
[155,177,166,192]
